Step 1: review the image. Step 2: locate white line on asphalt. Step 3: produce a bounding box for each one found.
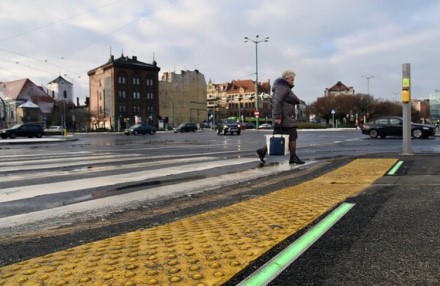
[0,156,217,183]
[0,157,257,202]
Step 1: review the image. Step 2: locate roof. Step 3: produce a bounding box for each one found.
[87,54,161,75]
[48,76,72,85]
[230,79,255,92]
[328,81,350,92]
[213,79,271,94]
[18,100,40,108]
[0,78,55,113]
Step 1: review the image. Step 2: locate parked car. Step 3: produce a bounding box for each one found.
[244,122,256,129]
[258,123,272,129]
[0,123,44,139]
[361,116,436,139]
[124,124,157,135]
[174,122,198,133]
[44,125,64,135]
[217,119,241,135]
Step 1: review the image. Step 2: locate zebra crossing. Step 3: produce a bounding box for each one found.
[0,149,299,236]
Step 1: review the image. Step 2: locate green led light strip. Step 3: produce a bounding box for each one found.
[238,202,355,286]
[388,160,403,175]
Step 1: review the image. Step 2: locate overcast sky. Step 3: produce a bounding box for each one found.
[1,0,440,106]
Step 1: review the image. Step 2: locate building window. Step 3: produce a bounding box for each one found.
[146,78,154,86]
[133,77,140,85]
[118,74,126,84]
[147,106,154,114]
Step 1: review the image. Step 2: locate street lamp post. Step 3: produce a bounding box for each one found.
[362,74,374,121]
[362,74,374,95]
[244,35,269,129]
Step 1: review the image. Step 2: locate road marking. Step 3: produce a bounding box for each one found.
[0,153,142,171]
[0,156,216,183]
[387,160,403,175]
[237,203,355,286]
[0,157,257,202]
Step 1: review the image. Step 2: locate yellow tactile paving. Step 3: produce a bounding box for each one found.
[0,158,397,286]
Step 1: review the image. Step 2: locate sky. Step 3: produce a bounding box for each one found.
[1,0,440,106]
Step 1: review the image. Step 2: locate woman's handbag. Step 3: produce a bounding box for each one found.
[265,124,289,155]
[268,135,286,155]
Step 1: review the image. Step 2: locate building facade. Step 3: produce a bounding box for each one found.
[206,79,271,124]
[159,70,207,129]
[87,54,160,131]
[429,90,440,122]
[325,81,355,96]
[412,99,430,122]
[0,78,55,128]
[47,76,74,102]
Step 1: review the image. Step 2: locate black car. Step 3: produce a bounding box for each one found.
[0,123,44,139]
[217,119,241,135]
[244,122,256,129]
[124,124,157,135]
[361,116,436,139]
[174,122,198,133]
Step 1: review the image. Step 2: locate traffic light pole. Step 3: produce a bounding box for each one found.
[402,63,412,155]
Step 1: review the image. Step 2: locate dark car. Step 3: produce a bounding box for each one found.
[361,116,436,139]
[244,122,256,129]
[217,119,241,135]
[124,124,157,135]
[0,123,44,139]
[174,122,198,133]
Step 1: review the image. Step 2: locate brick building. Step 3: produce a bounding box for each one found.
[87,54,160,131]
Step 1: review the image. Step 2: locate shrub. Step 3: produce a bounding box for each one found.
[298,122,327,129]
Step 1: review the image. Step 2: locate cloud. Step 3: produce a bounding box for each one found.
[1,0,440,105]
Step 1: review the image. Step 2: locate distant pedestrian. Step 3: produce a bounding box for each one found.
[256,70,305,164]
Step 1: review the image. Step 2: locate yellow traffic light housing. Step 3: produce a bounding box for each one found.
[402,88,410,103]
